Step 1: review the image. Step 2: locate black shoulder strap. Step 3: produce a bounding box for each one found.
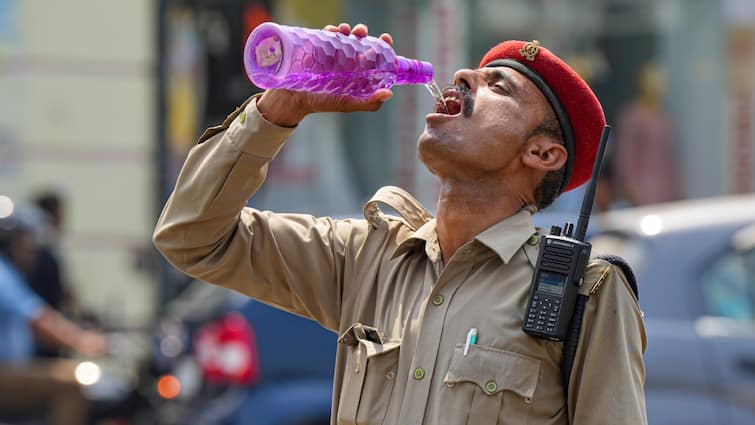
[561,255,639,397]
[594,254,639,300]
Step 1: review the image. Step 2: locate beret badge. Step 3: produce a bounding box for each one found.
[519,40,541,61]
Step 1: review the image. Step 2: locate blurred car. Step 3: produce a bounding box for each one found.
[589,194,755,425]
[229,300,335,425]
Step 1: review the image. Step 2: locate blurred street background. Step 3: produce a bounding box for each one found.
[1,0,755,424]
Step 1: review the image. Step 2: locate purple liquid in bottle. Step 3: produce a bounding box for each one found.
[244,22,434,97]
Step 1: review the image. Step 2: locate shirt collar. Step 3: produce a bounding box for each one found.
[391,219,438,261]
[391,209,537,264]
[475,209,537,264]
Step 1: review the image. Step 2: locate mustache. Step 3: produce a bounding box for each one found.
[445,82,473,118]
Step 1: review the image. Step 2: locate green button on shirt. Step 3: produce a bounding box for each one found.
[154,95,648,425]
[414,368,426,380]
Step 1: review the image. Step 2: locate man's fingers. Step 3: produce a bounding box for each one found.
[324,24,391,46]
[379,33,394,46]
[322,89,392,113]
[337,22,351,35]
[370,89,394,103]
[344,90,393,112]
[352,23,368,37]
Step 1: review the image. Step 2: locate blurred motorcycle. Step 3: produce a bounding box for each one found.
[76,280,258,425]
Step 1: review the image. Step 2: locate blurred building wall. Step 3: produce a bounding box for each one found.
[662,0,728,199]
[0,0,157,326]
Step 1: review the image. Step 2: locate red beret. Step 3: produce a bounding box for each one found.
[480,40,605,192]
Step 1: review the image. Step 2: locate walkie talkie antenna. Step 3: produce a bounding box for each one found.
[574,125,611,242]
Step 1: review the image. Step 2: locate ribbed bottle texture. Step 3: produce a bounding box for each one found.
[244,22,434,97]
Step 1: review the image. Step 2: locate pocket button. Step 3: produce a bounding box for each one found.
[386,371,395,381]
[485,380,498,394]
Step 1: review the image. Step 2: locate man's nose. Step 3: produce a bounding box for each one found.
[453,68,479,90]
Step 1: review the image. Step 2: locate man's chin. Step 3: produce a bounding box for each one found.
[417,133,432,163]
[417,130,437,154]
[420,121,450,143]
[417,133,452,173]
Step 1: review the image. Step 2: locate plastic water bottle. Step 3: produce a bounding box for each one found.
[243,22,434,97]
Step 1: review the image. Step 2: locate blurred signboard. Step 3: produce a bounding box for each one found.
[159,0,271,198]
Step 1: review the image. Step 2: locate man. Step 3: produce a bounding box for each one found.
[154,23,646,424]
[0,212,107,425]
[28,190,80,358]
[28,190,68,311]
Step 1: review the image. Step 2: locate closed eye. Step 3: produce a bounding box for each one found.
[483,67,521,98]
[493,83,510,95]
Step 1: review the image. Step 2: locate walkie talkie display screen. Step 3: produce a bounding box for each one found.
[536,271,567,296]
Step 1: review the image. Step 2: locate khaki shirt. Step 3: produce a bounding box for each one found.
[154,95,647,425]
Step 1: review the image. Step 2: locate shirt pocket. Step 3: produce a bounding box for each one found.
[337,323,400,425]
[444,344,541,425]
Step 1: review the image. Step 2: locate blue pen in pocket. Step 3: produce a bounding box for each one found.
[464,328,478,356]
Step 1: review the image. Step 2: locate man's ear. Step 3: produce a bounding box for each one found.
[522,137,567,172]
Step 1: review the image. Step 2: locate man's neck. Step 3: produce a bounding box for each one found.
[435,179,528,264]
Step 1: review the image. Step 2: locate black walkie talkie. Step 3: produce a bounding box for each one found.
[523,125,611,341]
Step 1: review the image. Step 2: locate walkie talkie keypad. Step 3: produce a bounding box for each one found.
[524,294,561,333]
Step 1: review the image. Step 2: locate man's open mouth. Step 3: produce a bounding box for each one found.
[435,87,463,115]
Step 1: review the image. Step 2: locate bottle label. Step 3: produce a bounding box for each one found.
[255,36,283,68]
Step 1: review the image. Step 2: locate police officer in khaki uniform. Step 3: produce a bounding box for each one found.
[154,23,646,425]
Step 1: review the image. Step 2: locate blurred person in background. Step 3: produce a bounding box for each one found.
[155,24,646,424]
[0,211,107,425]
[27,190,68,312]
[614,62,680,205]
[26,190,86,358]
[594,162,630,213]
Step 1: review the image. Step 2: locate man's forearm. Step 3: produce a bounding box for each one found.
[152,94,355,329]
[31,307,86,351]
[153,95,295,278]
